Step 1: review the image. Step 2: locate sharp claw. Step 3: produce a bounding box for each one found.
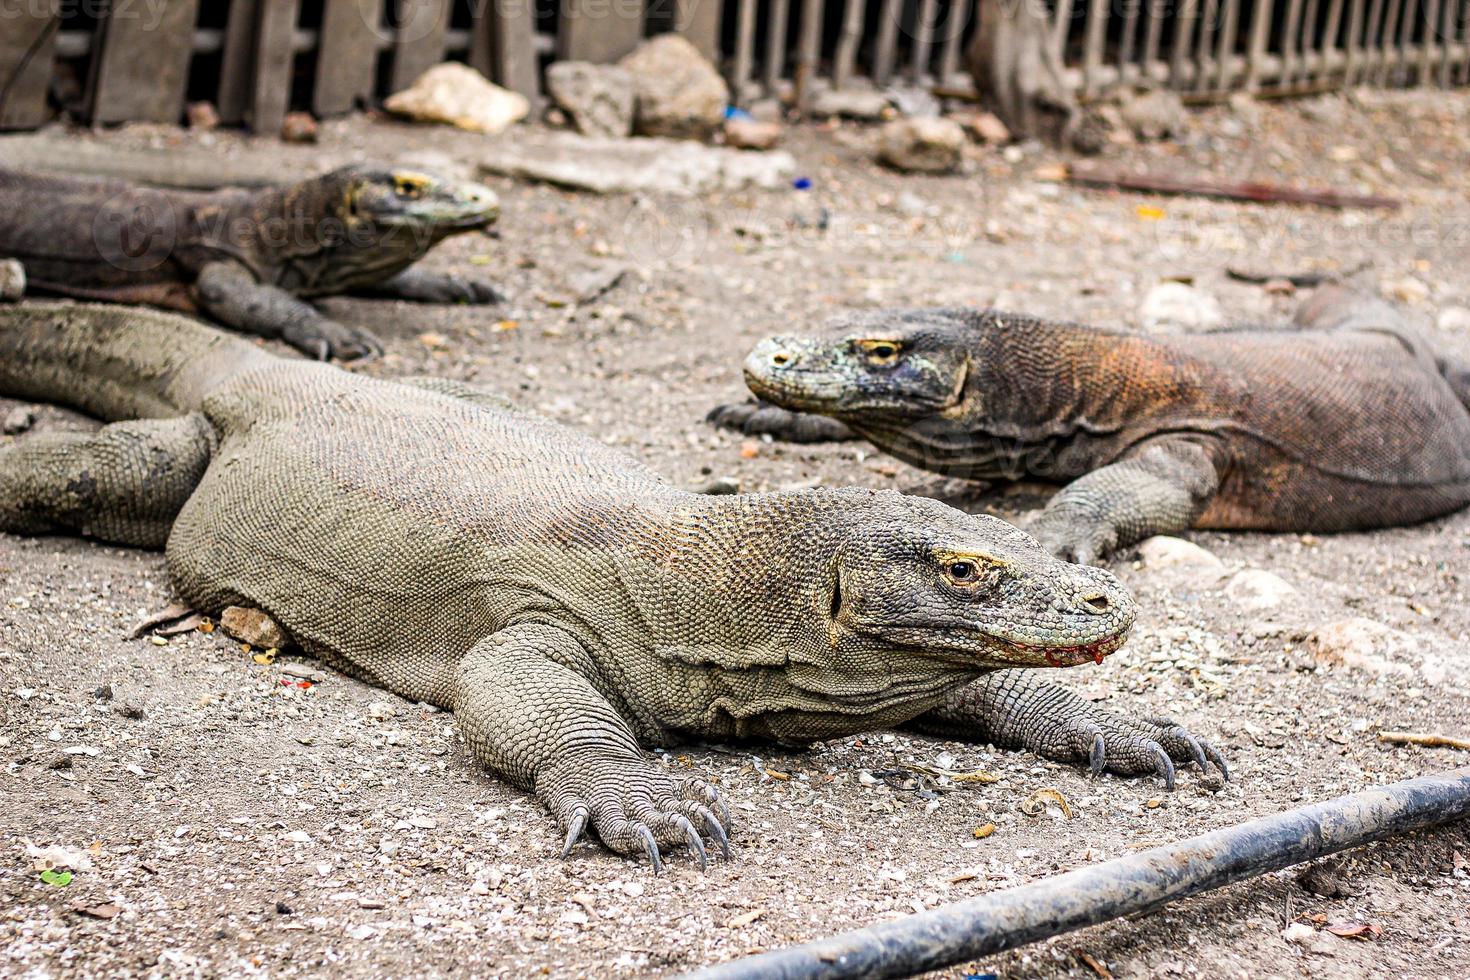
[313,340,330,361]
[560,807,589,858]
[1182,732,1208,773]
[1089,732,1106,777]
[1151,744,1177,791]
[673,815,707,871]
[637,825,662,874]
[703,812,731,860]
[1202,741,1230,782]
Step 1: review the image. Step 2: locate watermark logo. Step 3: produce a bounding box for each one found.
[619,197,715,272]
[92,188,177,273]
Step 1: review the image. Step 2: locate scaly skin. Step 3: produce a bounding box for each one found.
[0,304,1227,870]
[710,287,1470,563]
[0,165,502,361]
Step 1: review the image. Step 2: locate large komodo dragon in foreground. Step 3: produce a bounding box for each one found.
[0,305,1226,869]
[0,164,502,361]
[710,287,1470,564]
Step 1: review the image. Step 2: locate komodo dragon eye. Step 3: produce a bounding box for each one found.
[858,339,902,364]
[938,552,1007,586]
[393,175,428,199]
[946,561,978,583]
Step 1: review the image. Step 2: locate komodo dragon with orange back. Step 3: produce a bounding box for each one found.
[0,164,502,361]
[709,286,1470,564]
[0,304,1226,870]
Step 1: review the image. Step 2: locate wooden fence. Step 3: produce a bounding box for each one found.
[0,0,1466,134]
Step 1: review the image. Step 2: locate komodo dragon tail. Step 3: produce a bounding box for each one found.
[0,303,270,421]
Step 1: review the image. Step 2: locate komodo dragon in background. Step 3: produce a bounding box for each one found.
[0,304,1226,869]
[710,286,1470,564]
[0,164,502,361]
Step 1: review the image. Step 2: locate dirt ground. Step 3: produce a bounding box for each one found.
[3,89,1470,979]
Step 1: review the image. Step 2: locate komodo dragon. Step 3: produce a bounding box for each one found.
[0,164,502,361]
[0,305,1226,868]
[709,286,1470,564]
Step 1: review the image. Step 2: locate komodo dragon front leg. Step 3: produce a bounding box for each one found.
[1030,435,1222,565]
[455,624,730,870]
[354,268,505,305]
[706,399,857,443]
[195,261,383,362]
[910,670,1228,788]
[0,413,213,548]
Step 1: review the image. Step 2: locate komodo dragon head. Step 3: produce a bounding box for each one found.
[743,308,974,418]
[332,164,500,236]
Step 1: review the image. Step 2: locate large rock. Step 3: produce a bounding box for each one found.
[1306,618,1414,677]
[618,35,729,139]
[810,88,892,121]
[877,117,965,174]
[545,61,635,139]
[1140,281,1224,331]
[480,131,794,196]
[384,62,529,135]
[1136,535,1223,572]
[220,606,289,649]
[0,258,24,301]
[1224,569,1297,610]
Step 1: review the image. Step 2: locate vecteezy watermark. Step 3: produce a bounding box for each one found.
[619,197,716,273]
[91,188,178,274]
[0,0,167,31]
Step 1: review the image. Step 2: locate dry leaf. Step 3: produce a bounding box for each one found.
[1020,788,1074,819]
[972,823,997,839]
[726,908,766,928]
[1325,922,1381,940]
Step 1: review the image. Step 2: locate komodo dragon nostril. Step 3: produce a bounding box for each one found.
[1082,593,1110,612]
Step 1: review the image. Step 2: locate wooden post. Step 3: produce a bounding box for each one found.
[249,0,299,135]
[1169,0,1199,86]
[1118,0,1142,80]
[1214,0,1240,89]
[1297,0,1320,85]
[218,0,259,124]
[731,0,757,97]
[910,0,938,82]
[1245,0,1274,89]
[1342,0,1366,80]
[1192,0,1219,91]
[1321,0,1346,80]
[314,0,384,115]
[763,0,790,90]
[1419,0,1441,83]
[87,0,201,124]
[871,0,899,84]
[675,0,724,62]
[1396,0,1419,84]
[1082,0,1108,94]
[475,0,541,99]
[793,0,823,109]
[1280,0,1305,86]
[0,0,58,130]
[1141,0,1165,82]
[833,0,867,87]
[558,0,646,63]
[937,0,972,84]
[1374,0,1403,83]
[388,0,450,92]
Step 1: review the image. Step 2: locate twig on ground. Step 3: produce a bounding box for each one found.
[1378,731,1470,751]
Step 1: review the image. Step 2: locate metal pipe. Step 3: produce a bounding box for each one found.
[682,767,1470,980]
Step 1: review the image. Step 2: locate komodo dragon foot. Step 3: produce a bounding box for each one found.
[912,669,1229,789]
[706,399,856,443]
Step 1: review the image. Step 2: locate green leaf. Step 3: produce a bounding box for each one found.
[39,869,72,887]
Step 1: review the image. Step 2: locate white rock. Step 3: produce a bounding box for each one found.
[1436,305,1470,332]
[619,35,729,139]
[545,61,635,139]
[0,258,24,301]
[1282,922,1316,944]
[385,62,529,135]
[1306,618,1414,677]
[1224,569,1297,610]
[1139,281,1224,331]
[810,88,892,120]
[1136,535,1223,571]
[877,117,966,174]
[480,132,794,197]
[1119,87,1186,140]
[3,405,36,435]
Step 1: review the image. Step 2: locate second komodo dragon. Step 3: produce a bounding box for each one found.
[0,305,1225,869]
[711,287,1470,563]
[0,164,502,361]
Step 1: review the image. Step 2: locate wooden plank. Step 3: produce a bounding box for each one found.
[764,0,791,90]
[389,0,449,92]
[871,0,899,84]
[675,0,724,62]
[88,0,201,124]
[910,0,938,81]
[1141,0,1165,81]
[937,0,971,84]
[833,0,866,87]
[1169,0,1200,86]
[731,0,758,96]
[794,0,823,108]
[0,0,59,130]
[218,0,259,124]
[314,0,383,115]
[1245,0,1274,88]
[1082,0,1108,94]
[1118,0,1142,79]
[1343,0,1367,81]
[249,0,300,135]
[558,0,645,63]
[1191,0,1218,91]
[476,0,541,99]
[1214,0,1241,88]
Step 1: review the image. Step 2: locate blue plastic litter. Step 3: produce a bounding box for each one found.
[792,177,813,191]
